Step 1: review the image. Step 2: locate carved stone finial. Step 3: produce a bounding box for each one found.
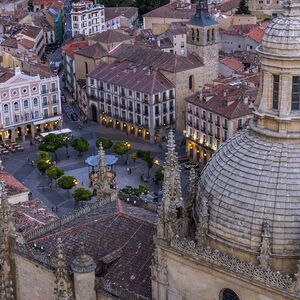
[157,130,187,242]
[54,238,73,300]
[93,144,111,200]
[70,242,96,274]
[258,221,272,269]
[195,197,208,247]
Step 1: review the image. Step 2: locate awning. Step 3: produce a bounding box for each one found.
[85,154,118,167]
[40,128,72,137]
[33,115,61,126]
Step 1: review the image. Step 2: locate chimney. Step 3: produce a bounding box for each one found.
[243,95,250,105]
[223,91,227,97]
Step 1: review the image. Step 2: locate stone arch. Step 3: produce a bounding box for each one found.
[219,288,240,300]
[191,28,195,41]
[91,104,98,123]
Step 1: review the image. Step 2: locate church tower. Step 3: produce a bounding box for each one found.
[186,0,219,83]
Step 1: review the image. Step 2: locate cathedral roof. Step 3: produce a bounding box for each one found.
[18,200,156,299]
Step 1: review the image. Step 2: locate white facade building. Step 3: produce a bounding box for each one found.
[0,68,62,142]
[71,1,105,37]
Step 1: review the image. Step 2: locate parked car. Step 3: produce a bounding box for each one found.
[71,112,78,121]
[140,192,159,202]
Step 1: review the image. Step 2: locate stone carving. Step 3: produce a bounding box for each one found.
[187,168,198,210]
[70,242,96,273]
[93,143,112,200]
[258,221,272,269]
[157,130,186,242]
[0,182,15,300]
[170,236,295,292]
[54,238,73,300]
[195,196,208,248]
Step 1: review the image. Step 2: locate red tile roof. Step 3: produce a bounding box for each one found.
[20,200,156,299]
[12,198,58,235]
[88,30,133,44]
[186,79,256,119]
[218,0,240,12]
[105,7,138,21]
[220,56,244,72]
[88,60,174,94]
[109,44,203,73]
[62,39,89,59]
[75,43,108,59]
[0,169,28,197]
[246,22,268,43]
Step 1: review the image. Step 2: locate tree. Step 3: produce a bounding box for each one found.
[236,0,250,14]
[58,175,77,190]
[71,137,89,156]
[37,159,52,174]
[96,137,113,150]
[137,150,154,176]
[155,166,164,183]
[47,166,64,181]
[39,134,66,158]
[72,187,93,202]
[113,141,130,158]
[38,150,51,161]
[131,152,138,165]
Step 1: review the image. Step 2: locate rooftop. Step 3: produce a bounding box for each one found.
[75,43,108,59]
[220,56,244,72]
[105,6,138,21]
[62,39,89,59]
[109,44,203,73]
[143,0,196,19]
[88,60,175,94]
[20,200,156,299]
[186,78,255,119]
[88,30,133,44]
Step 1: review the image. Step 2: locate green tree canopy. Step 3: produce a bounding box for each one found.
[38,151,51,161]
[46,166,64,180]
[96,137,113,150]
[113,141,130,157]
[71,137,89,156]
[39,134,66,154]
[131,152,138,164]
[72,187,93,202]
[37,160,52,174]
[236,0,250,14]
[155,166,164,183]
[57,175,77,190]
[137,150,154,176]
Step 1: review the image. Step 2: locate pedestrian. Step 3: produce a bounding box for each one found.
[129,168,131,174]
[82,181,84,186]
[127,167,130,174]
[55,206,58,212]
[27,157,30,163]
[141,174,144,181]
[49,183,52,189]
[51,206,54,211]
[53,160,56,165]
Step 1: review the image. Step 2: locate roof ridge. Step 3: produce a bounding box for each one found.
[25,197,114,242]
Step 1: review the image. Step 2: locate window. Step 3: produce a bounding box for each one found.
[191,28,195,41]
[43,97,48,106]
[44,109,48,117]
[224,118,228,129]
[14,102,19,111]
[292,76,300,110]
[196,29,200,42]
[25,113,29,121]
[24,100,29,109]
[52,95,57,104]
[33,98,38,106]
[5,117,9,125]
[34,111,39,118]
[189,75,194,90]
[220,288,239,300]
[212,28,215,42]
[3,104,8,113]
[85,61,88,75]
[238,118,243,129]
[41,84,47,94]
[51,82,56,92]
[273,75,279,110]
[207,29,210,42]
[53,107,58,115]
[107,83,111,91]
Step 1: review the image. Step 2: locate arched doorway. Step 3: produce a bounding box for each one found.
[220,289,240,300]
[91,104,97,123]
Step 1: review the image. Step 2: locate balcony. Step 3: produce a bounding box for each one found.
[187,120,193,126]
[119,91,126,97]
[100,98,104,103]
[163,109,167,114]
[215,134,220,139]
[208,131,213,136]
[42,102,48,106]
[113,102,118,107]
[201,126,206,133]
[155,111,160,116]
[202,115,206,120]
[188,109,193,114]
[194,111,199,117]
[51,88,58,92]
[128,106,133,112]
[223,124,228,130]
[208,118,213,123]
[215,121,220,127]
[120,104,126,109]
[195,124,200,130]
[41,90,48,94]
[144,111,149,117]
[170,107,174,112]
[136,110,141,114]
[222,137,227,142]
[106,100,111,105]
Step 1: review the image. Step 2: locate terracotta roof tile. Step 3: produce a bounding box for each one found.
[22,200,156,299]
[246,22,268,43]
[75,43,108,59]
[88,30,133,44]
[105,6,138,21]
[62,39,89,59]
[220,56,244,72]
[0,169,28,197]
[88,60,175,94]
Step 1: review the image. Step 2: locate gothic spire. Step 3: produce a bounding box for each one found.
[157,131,187,242]
[189,0,216,26]
[98,143,106,170]
[54,238,74,300]
[258,221,272,269]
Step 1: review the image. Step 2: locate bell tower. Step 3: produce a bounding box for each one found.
[187,0,219,83]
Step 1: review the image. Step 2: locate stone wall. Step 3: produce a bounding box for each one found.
[153,242,299,300]
[15,254,56,300]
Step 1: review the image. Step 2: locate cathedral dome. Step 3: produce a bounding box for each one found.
[260,2,300,57]
[196,128,300,256]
